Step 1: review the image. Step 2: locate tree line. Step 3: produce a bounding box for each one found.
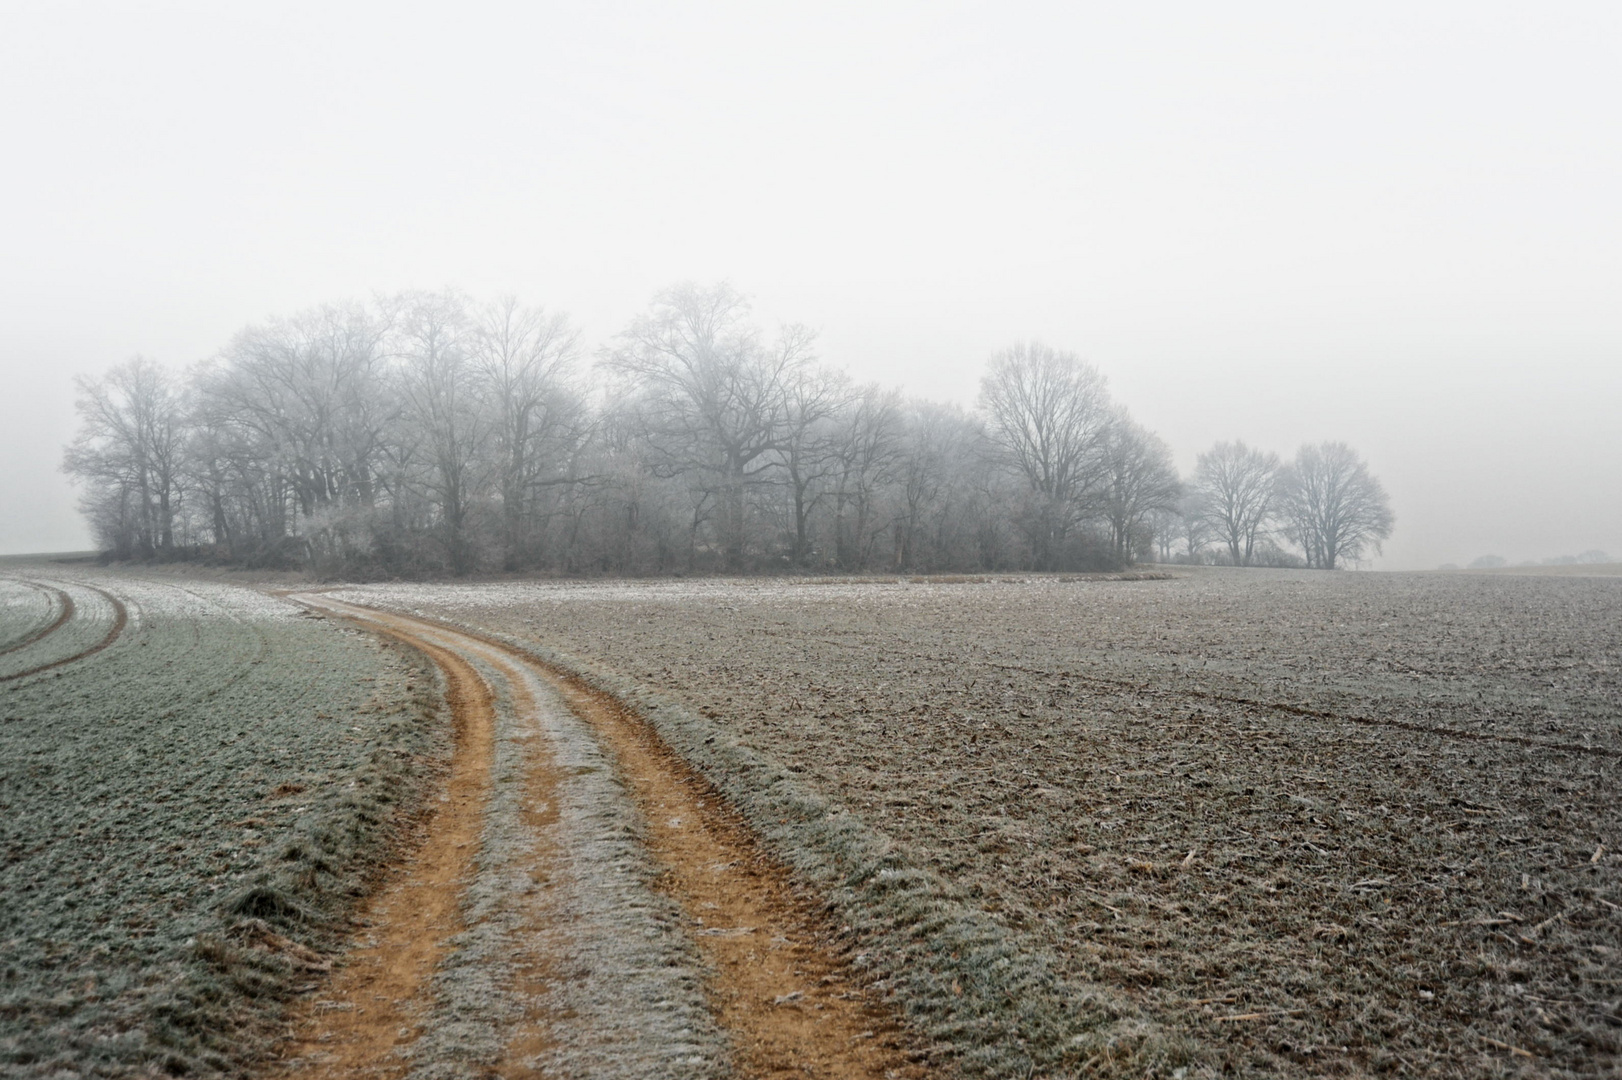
[62,283,1393,576]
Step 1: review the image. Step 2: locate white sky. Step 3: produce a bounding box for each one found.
[2,1,1618,568]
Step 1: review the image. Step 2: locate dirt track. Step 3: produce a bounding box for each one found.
[331,572,1622,1078]
[284,596,920,1079]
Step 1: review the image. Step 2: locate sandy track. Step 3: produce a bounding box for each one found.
[0,579,127,682]
[284,597,918,1079]
[541,669,924,1080]
[275,614,495,1080]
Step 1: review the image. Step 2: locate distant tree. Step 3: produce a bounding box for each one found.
[1468,554,1506,569]
[978,342,1113,569]
[395,291,489,573]
[603,283,815,570]
[1276,441,1394,569]
[1575,549,1612,564]
[63,357,188,559]
[472,296,588,570]
[195,300,396,565]
[773,363,850,566]
[1169,488,1214,563]
[1143,504,1179,562]
[828,384,903,570]
[1190,441,1280,567]
[65,286,1241,579]
[207,302,393,516]
[1099,417,1181,562]
[891,400,988,571]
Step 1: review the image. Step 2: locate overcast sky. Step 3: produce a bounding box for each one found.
[2,1,1617,568]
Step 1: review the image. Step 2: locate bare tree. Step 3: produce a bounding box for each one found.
[978,342,1113,569]
[394,291,488,573]
[206,303,392,517]
[1276,441,1394,569]
[891,400,990,571]
[1100,416,1181,562]
[63,358,188,559]
[828,384,902,570]
[1173,488,1214,562]
[1191,440,1280,567]
[193,301,396,566]
[602,283,815,569]
[68,285,1325,580]
[472,297,587,569]
[774,363,850,566]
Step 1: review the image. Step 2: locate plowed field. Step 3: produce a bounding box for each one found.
[338,569,1622,1078]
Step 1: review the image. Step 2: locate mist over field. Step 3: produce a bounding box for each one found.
[2,3,1619,568]
[4,10,1622,1071]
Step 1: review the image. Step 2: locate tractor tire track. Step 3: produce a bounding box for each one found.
[274,608,494,1080]
[286,596,922,1080]
[0,581,128,683]
[0,580,73,657]
[810,633,1621,758]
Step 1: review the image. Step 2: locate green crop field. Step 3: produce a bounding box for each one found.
[0,569,442,1078]
[0,580,61,655]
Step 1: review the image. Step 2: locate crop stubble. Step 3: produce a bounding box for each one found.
[344,570,1621,1078]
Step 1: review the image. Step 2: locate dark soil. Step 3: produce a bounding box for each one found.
[384,569,1622,1078]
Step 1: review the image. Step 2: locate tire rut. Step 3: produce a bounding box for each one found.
[816,634,1621,758]
[0,581,128,683]
[0,580,73,656]
[275,619,494,1079]
[541,669,927,1080]
[286,596,923,1080]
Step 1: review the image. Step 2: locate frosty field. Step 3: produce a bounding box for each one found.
[338,569,1622,1078]
[0,579,59,653]
[6,563,1618,1080]
[0,565,440,1078]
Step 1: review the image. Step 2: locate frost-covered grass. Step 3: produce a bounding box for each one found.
[0,580,56,653]
[0,567,444,1079]
[0,580,123,681]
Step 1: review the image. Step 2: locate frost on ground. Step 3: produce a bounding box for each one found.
[383,627,724,1080]
[0,579,119,679]
[0,579,56,652]
[342,570,1622,1079]
[0,566,442,1079]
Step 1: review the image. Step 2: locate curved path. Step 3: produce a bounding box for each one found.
[284,595,922,1080]
[0,579,129,683]
[0,580,73,656]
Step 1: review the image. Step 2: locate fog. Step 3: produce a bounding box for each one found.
[2,2,1618,568]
